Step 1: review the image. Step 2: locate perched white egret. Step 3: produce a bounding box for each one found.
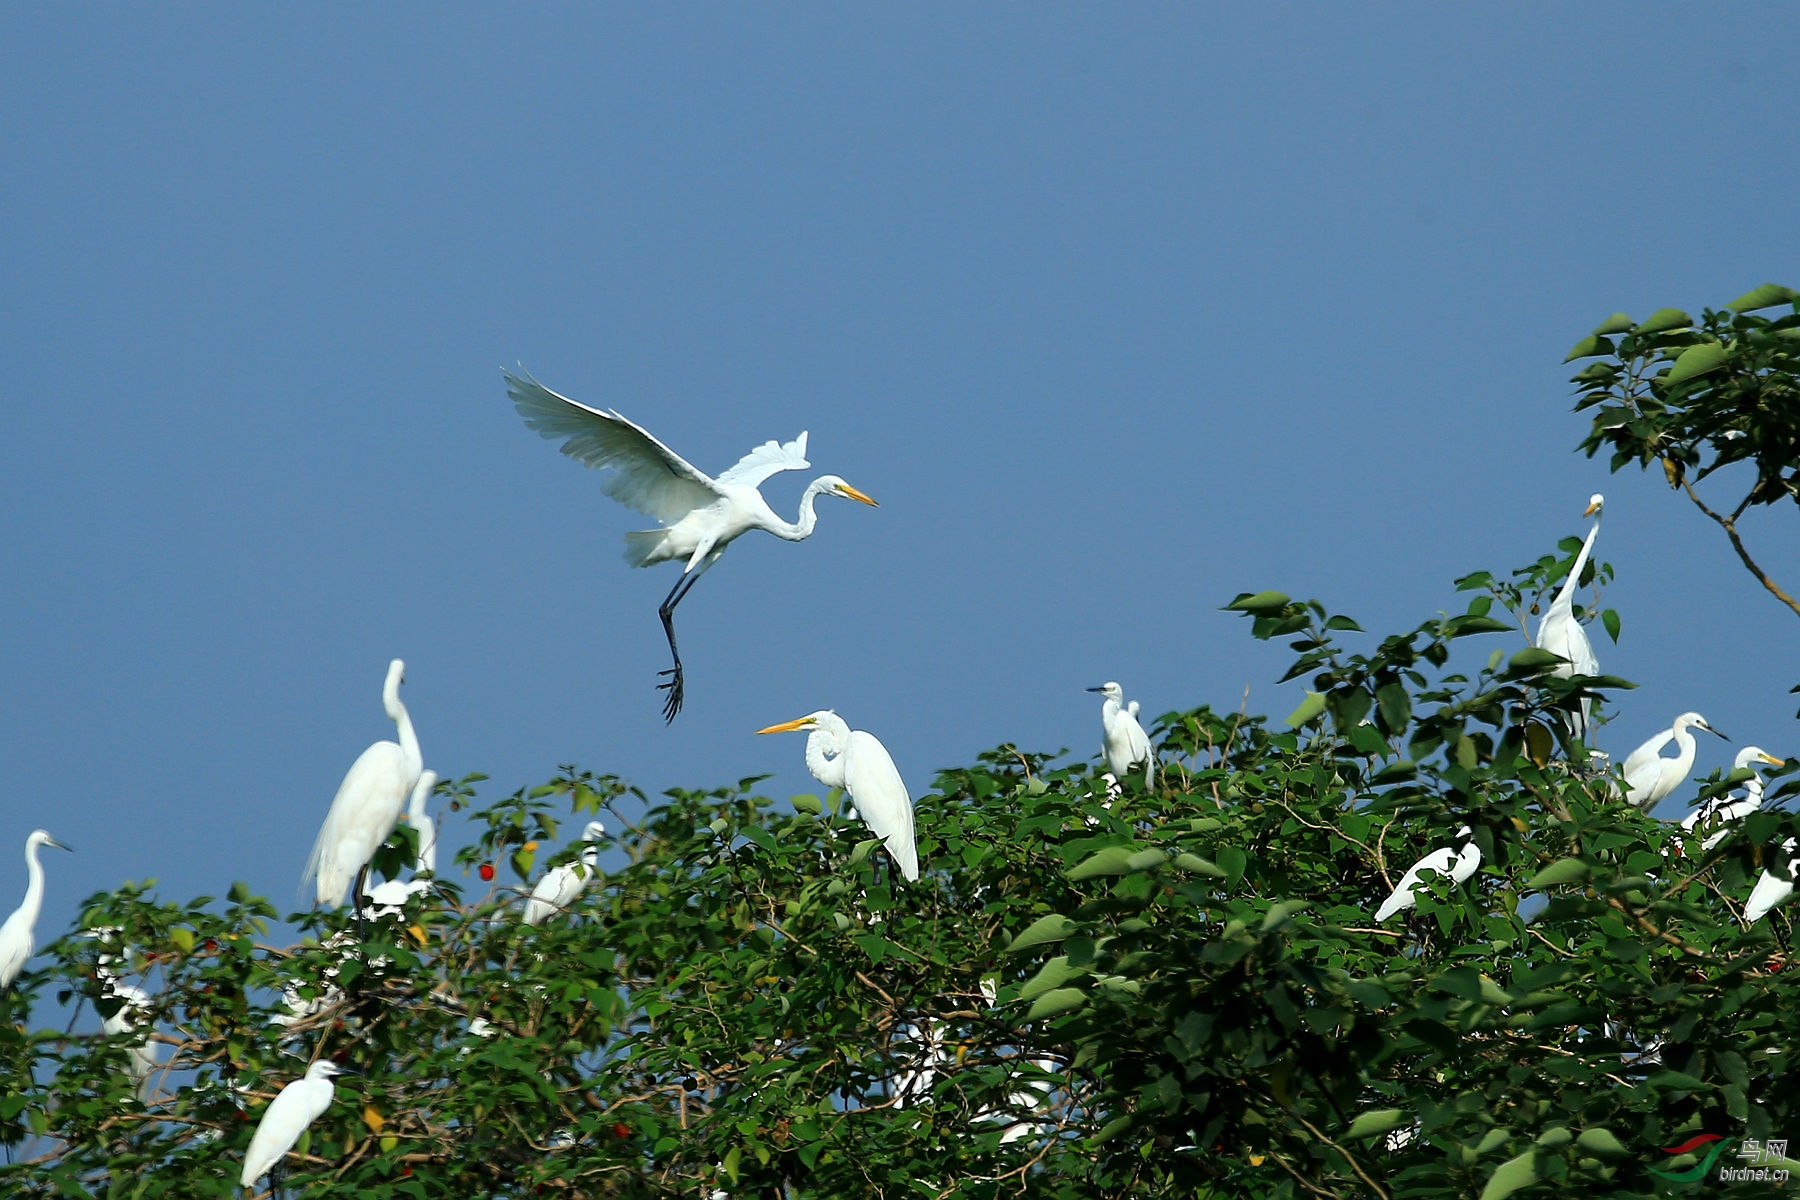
[1680,747,1784,851]
[404,769,438,875]
[522,821,608,926]
[304,660,424,908]
[0,830,72,988]
[505,369,879,722]
[1087,682,1154,789]
[1534,493,1604,741]
[758,710,918,882]
[1744,839,1799,925]
[1374,826,1481,921]
[239,1060,355,1188]
[99,979,158,1092]
[1621,712,1729,809]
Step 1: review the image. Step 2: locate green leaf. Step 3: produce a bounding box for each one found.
[1575,1127,1628,1158]
[1216,844,1248,886]
[1286,691,1327,729]
[1260,899,1308,932]
[1223,590,1290,614]
[1124,848,1168,872]
[1019,957,1089,1001]
[1478,1150,1538,1200]
[789,793,821,815]
[1727,283,1799,312]
[1636,307,1691,335]
[1664,341,1729,387]
[1527,859,1591,888]
[1600,608,1621,643]
[1008,913,1078,953]
[1591,312,1633,335]
[1563,334,1612,362]
[1171,852,1226,877]
[1346,1109,1405,1139]
[1508,647,1564,671]
[1025,987,1088,1021]
[1067,846,1139,881]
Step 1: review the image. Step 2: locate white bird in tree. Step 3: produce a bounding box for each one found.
[1744,839,1799,925]
[1374,826,1481,922]
[304,660,423,908]
[0,830,72,988]
[758,710,918,883]
[1621,712,1729,809]
[239,1060,355,1189]
[505,369,879,722]
[1534,493,1604,741]
[1680,747,1784,851]
[522,821,608,926]
[1087,682,1154,790]
[404,768,438,875]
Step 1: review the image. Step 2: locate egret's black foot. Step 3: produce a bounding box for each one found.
[658,666,685,723]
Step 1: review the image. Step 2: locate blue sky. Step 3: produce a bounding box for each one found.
[2,8,1796,941]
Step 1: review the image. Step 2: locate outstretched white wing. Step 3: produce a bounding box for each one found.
[716,431,810,489]
[846,729,918,882]
[505,369,721,525]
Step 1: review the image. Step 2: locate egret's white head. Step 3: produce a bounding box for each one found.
[1453,824,1474,841]
[307,1060,356,1081]
[1584,493,1605,517]
[27,830,71,854]
[1736,746,1784,770]
[383,658,407,708]
[580,820,607,841]
[814,476,878,507]
[1675,712,1729,741]
[1087,682,1125,703]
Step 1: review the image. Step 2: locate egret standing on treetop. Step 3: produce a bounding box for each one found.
[758,711,918,883]
[522,821,608,926]
[305,660,423,908]
[505,369,879,722]
[1087,682,1154,790]
[1621,712,1729,809]
[0,830,72,989]
[1534,493,1604,741]
[1374,826,1481,922]
[239,1060,355,1189]
[1681,747,1784,851]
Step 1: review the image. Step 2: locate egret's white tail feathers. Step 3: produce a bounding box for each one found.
[623,529,670,568]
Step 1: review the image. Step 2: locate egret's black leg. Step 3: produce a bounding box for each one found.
[656,570,705,723]
[352,863,370,948]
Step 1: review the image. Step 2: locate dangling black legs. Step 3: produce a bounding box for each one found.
[657,569,704,723]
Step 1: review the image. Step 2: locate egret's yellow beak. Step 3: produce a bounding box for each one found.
[839,483,879,507]
[1762,753,1785,765]
[757,717,814,735]
[1583,500,1601,516]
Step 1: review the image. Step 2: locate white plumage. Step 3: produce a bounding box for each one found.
[759,710,918,882]
[1744,838,1799,925]
[304,660,424,907]
[1374,826,1481,921]
[0,829,71,988]
[505,369,878,722]
[1088,681,1154,789]
[404,768,438,875]
[1678,747,1782,852]
[239,1060,351,1187]
[522,821,608,926]
[1620,712,1727,809]
[1534,494,1604,741]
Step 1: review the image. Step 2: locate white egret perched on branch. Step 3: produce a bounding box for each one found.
[1744,837,1800,926]
[1534,493,1604,741]
[1680,747,1784,851]
[1,829,72,988]
[1087,682,1154,790]
[504,369,879,722]
[1374,826,1481,922]
[1621,712,1728,809]
[305,660,423,908]
[758,710,918,883]
[522,821,608,926]
[239,1060,355,1189]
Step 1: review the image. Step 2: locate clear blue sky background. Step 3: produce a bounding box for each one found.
[2,9,1796,941]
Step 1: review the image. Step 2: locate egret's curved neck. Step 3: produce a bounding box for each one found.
[804,719,851,790]
[1553,511,1602,611]
[19,841,46,924]
[386,691,422,781]
[769,479,835,542]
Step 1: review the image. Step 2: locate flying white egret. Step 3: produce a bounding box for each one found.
[1374,825,1481,921]
[239,1060,355,1189]
[1620,712,1729,809]
[404,768,438,875]
[522,821,608,926]
[1679,747,1784,851]
[1087,682,1154,789]
[0,830,72,988]
[304,659,423,908]
[1744,838,1799,925]
[758,710,918,882]
[1534,494,1604,741]
[505,369,879,722]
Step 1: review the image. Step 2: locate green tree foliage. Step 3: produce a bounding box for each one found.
[4,323,1800,1197]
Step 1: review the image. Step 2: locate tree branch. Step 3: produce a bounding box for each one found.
[1681,479,1800,619]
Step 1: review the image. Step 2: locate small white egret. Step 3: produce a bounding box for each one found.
[1087,682,1154,789]
[505,369,879,722]
[404,769,438,875]
[100,980,158,1093]
[1744,839,1799,925]
[1680,747,1785,851]
[1621,712,1728,809]
[1534,494,1604,741]
[239,1060,355,1188]
[522,821,608,926]
[758,710,918,882]
[304,660,424,908]
[0,830,72,988]
[1374,826,1481,921]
